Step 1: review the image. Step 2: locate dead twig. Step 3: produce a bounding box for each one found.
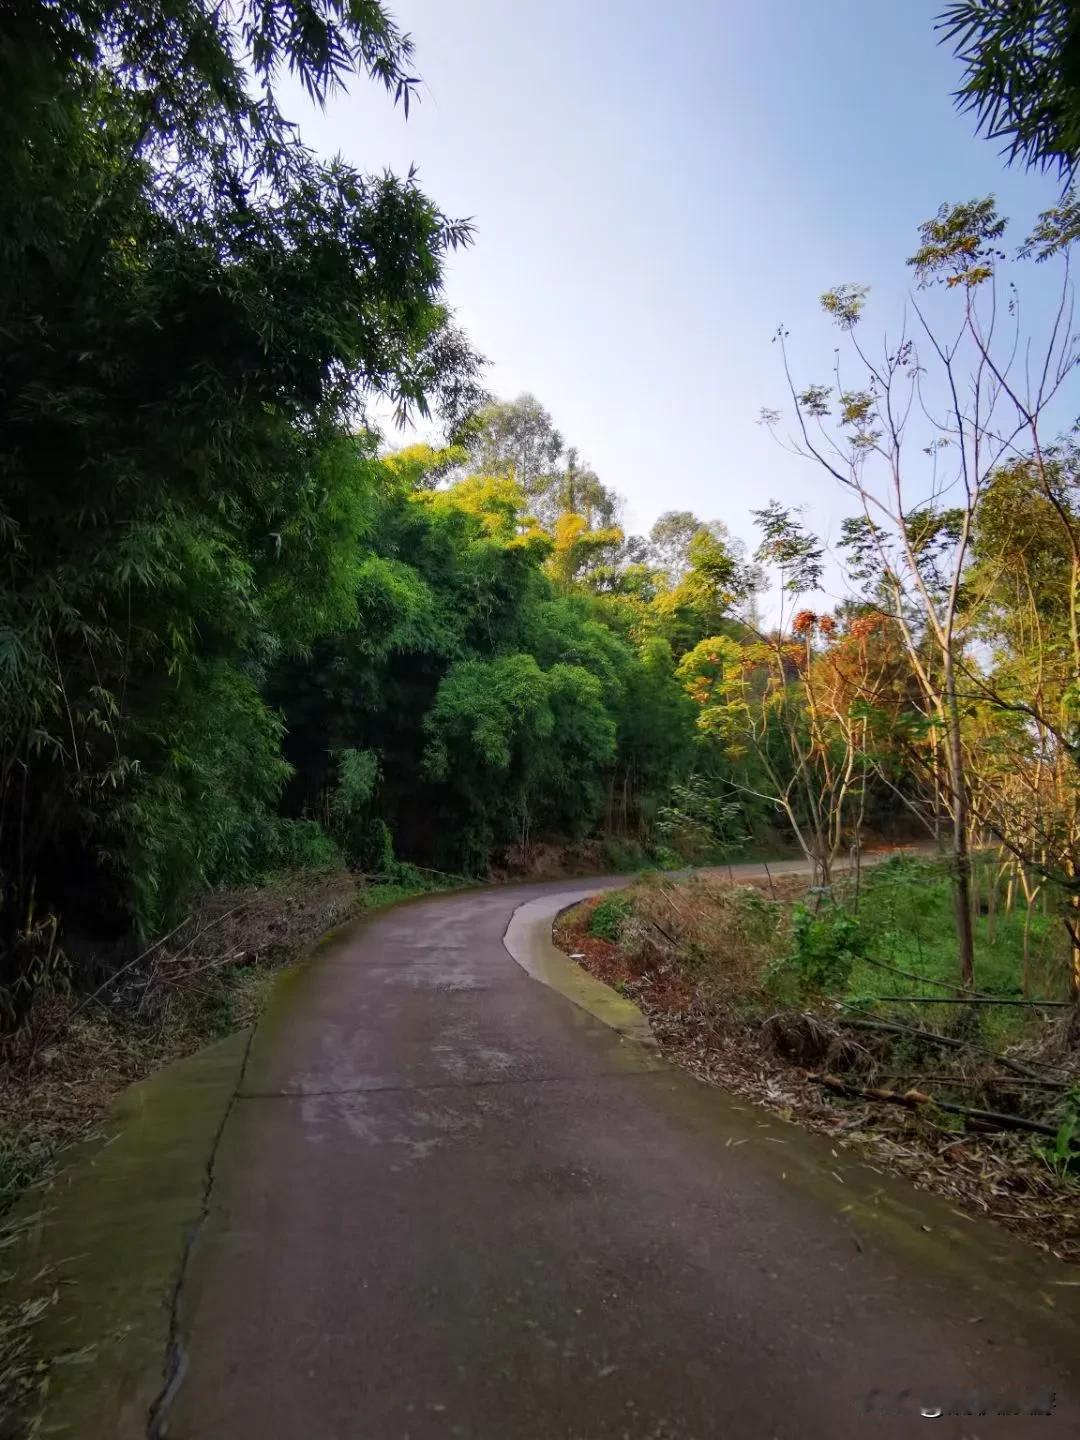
[837,1009,1066,1083]
[873,994,1072,1008]
[41,914,191,1047]
[810,1072,1065,1140]
[859,953,996,998]
[156,902,253,967]
[874,1072,1067,1089]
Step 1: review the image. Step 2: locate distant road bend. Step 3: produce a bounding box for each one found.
[154,866,1078,1438]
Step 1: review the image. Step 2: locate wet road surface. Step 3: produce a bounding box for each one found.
[163,875,1080,1439]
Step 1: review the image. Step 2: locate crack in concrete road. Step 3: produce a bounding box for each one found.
[146,1023,256,1440]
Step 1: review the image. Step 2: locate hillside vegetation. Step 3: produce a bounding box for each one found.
[557,855,1080,1259]
[3,2,1080,1127]
[0,3,770,1033]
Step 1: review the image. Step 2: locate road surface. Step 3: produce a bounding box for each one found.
[156,872,1078,1438]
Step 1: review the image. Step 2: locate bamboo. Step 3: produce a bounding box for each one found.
[810,1072,1064,1138]
[870,994,1070,1008]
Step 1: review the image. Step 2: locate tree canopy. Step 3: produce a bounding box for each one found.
[939,0,1080,179]
[5,0,1080,1032]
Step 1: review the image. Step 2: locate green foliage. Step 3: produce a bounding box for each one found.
[655,776,746,862]
[273,820,343,873]
[128,661,293,935]
[1037,1087,1080,1176]
[752,502,825,593]
[330,750,381,823]
[778,902,868,996]
[601,837,654,871]
[820,283,869,329]
[425,654,554,774]
[939,0,1080,181]
[0,0,481,1013]
[848,856,1067,1013]
[907,197,1007,287]
[422,652,617,868]
[590,893,634,941]
[0,0,773,1013]
[462,395,619,531]
[648,511,705,584]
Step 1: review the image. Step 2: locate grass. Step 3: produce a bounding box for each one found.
[0,1212,59,1439]
[555,857,1080,1259]
[588,893,635,941]
[839,854,1071,1050]
[561,854,1078,1123]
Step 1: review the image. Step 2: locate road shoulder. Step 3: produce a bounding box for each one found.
[5,1028,252,1440]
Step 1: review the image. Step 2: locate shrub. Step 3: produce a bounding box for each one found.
[273,820,343,873]
[602,837,649,872]
[780,902,867,996]
[342,816,396,874]
[129,661,293,934]
[589,893,634,941]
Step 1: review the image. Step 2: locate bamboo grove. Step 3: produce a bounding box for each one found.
[2,1,1080,1024]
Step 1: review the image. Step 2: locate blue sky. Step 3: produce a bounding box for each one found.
[283,0,1067,587]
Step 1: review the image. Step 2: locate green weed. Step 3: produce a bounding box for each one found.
[589,893,634,942]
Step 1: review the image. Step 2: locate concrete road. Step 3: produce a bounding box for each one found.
[161,874,1080,1439]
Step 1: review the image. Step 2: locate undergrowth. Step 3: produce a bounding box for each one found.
[556,856,1080,1259]
[562,856,1080,1166]
[0,863,459,1220]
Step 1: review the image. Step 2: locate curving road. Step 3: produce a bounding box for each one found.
[158,872,1079,1438]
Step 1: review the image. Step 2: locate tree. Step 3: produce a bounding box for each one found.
[462,395,564,511]
[611,638,698,839]
[461,395,620,529]
[939,0,1080,180]
[0,0,481,1012]
[968,453,1080,994]
[675,506,876,889]
[423,655,616,866]
[648,511,704,583]
[267,440,704,879]
[547,513,626,592]
[764,198,1079,986]
[647,525,750,658]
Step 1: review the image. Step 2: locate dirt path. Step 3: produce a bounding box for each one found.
[17,871,1080,1438]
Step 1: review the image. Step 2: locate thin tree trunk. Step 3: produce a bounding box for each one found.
[1022,895,1034,1000]
[944,653,976,987]
[1068,883,1080,1002]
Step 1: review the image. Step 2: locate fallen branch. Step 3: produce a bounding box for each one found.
[810,1072,1064,1139]
[643,914,680,947]
[354,866,473,889]
[874,1072,1067,1090]
[839,1013,969,1050]
[837,1009,1061,1082]
[657,886,689,920]
[860,953,996,998]
[46,914,192,1040]
[155,902,250,966]
[873,994,1071,1008]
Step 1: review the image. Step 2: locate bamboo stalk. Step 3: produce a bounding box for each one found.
[860,953,995,997]
[870,994,1071,1008]
[810,1072,1064,1138]
[837,1009,1062,1081]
